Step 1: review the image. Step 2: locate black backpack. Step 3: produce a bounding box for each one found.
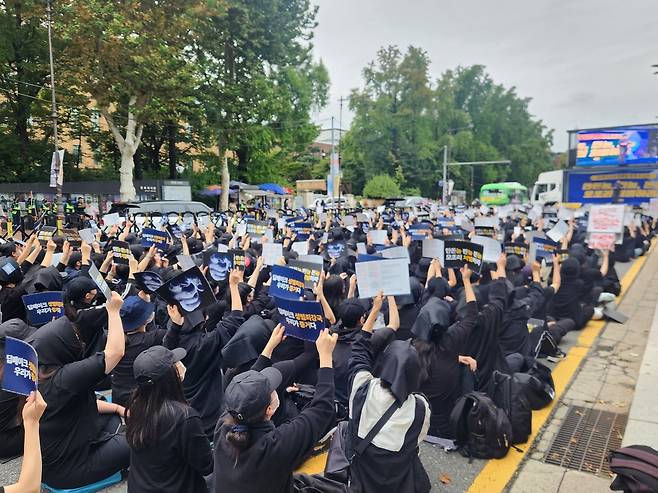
[609,445,658,492]
[517,358,556,410]
[449,391,512,460]
[492,371,532,445]
[530,323,565,359]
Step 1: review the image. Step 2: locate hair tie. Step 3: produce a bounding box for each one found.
[231,424,249,433]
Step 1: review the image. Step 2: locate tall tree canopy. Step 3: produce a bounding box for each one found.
[341,46,554,200]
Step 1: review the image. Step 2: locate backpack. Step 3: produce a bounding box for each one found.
[530,324,565,359]
[492,371,532,445]
[518,358,556,410]
[449,391,512,460]
[609,445,658,492]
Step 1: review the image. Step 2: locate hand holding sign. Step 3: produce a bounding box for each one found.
[2,337,38,396]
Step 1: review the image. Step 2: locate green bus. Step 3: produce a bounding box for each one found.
[479,182,528,206]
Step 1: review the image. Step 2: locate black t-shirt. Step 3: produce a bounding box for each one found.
[111,329,165,407]
[128,402,212,493]
[39,352,107,484]
[0,390,19,433]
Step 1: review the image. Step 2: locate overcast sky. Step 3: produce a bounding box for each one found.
[310,0,658,152]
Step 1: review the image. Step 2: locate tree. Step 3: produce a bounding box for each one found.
[363,174,401,198]
[195,0,329,210]
[56,0,208,201]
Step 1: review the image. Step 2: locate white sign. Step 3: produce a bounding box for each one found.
[369,230,388,245]
[471,235,502,263]
[586,232,616,251]
[546,220,569,243]
[587,205,625,234]
[381,246,410,264]
[262,243,283,266]
[422,239,445,264]
[355,258,411,298]
[291,241,309,256]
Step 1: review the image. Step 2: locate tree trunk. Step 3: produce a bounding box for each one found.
[168,121,177,179]
[220,151,230,211]
[120,147,137,201]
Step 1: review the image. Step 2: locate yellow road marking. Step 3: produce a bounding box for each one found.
[468,242,653,493]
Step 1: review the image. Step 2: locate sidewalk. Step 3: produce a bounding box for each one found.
[505,243,658,493]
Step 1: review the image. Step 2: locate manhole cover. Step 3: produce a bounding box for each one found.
[544,405,627,476]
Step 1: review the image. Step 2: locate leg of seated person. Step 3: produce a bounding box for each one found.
[0,426,24,458]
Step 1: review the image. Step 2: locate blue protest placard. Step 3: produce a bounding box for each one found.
[293,222,313,241]
[22,291,64,326]
[2,337,38,396]
[325,241,347,259]
[204,251,234,282]
[533,237,558,264]
[273,297,325,342]
[141,228,170,251]
[357,253,383,263]
[409,223,432,241]
[270,265,305,300]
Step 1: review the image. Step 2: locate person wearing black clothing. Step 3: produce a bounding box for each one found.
[411,265,478,438]
[0,257,28,323]
[214,329,345,493]
[347,291,431,493]
[163,268,245,437]
[111,295,165,407]
[126,345,212,493]
[29,292,129,489]
[548,258,594,330]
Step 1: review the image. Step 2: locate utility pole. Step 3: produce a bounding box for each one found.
[330,116,335,199]
[46,0,63,228]
[442,145,448,204]
[338,96,345,210]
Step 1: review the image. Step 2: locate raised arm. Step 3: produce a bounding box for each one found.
[551,254,561,292]
[104,292,126,374]
[315,272,336,325]
[599,249,609,277]
[386,295,400,331]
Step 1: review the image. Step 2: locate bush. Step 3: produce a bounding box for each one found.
[362,174,401,198]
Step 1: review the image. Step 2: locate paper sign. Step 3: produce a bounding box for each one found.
[270,265,305,300]
[62,229,82,248]
[422,239,445,264]
[229,249,246,269]
[532,237,558,264]
[22,291,64,326]
[262,242,283,266]
[288,259,322,289]
[558,207,575,221]
[298,254,324,265]
[409,223,432,240]
[141,228,169,251]
[78,228,96,245]
[111,240,132,265]
[273,297,325,342]
[357,253,383,263]
[326,241,347,259]
[246,220,269,238]
[291,241,309,256]
[155,266,216,313]
[177,255,196,271]
[504,242,529,258]
[586,232,616,251]
[381,245,410,264]
[357,242,368,255]
[2,337,38,396]
[443,240,484,273]
[546,220,568,243]
[102,213,123,227]
[205,251,233,282]
[369,230,388,245]
[342,216,355,227]
[587,205,625,234]
[293,222,312,241]
[88,264,112,300]
[134,271,163,294]
[471,235,502,264]
[36,226,56,246]
[355,258,411,298]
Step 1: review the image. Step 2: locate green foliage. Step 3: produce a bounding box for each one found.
[342,48,554,199]
[363,174,401,198]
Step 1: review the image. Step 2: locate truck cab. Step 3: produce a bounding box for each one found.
[531,170,563,205]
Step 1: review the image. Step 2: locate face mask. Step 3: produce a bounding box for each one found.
[269,390,280,415]
[175,361,186,382]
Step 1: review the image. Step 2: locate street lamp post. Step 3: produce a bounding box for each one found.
[46,0,63,229]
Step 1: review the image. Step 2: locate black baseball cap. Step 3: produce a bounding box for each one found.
[224,367,282,423]
[338,298,367,328]
[133,345,186,384]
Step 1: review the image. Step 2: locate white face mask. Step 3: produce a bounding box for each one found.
[269,390,280,415]
[175,361,186,382]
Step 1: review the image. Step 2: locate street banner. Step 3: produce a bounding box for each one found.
[262,242,283,266]
[587,204,625,233]
[471,235,502,264]
[2,337,38,396]
[289,259,322,289]
[355,258,411,298]
[504,242,529,258]
[422,239,445,264]
[270,265,305,300]
[22,291,64,326]
[273,297,325,342]
[155,266,216,313]
[141,228,169,251]
[443,240,484,273]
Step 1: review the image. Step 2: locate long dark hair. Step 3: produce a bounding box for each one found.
[126,366,187,450]
[223,408,268,463]
[412,338,439,385]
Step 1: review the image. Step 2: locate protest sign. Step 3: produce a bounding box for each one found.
[62,228,82,248]
[88,263,112,300]
[369,230,388,245]
[102,213,123,227]
[558,207,575,221]
[422,238,445,264]
[2,337,38,396]
[357,253,383,263]
[474,217,497,238]
[380,245,411,264]
[262,242,283,266]
[298,254,324,265]
[443,240,484,273]
[288,259,322,288]
[235,223,247,237]
[504,242,529,258]
[78,228,96,245]
[205,251,233,282]
[356,242,368,255]
[270,265,305,300]
[326,241,347,259]
[134,271,163,294]
[22,291,64,326]
[273,297,325,342]
[291,241,309,256]
[409,223,432,240]
[587,204,625,233]
[546,220,569,243]
[155,266,216,313]
[111,240,132,265]
[586,232,617,251]
[293,222,312,241]
[176,255,196,271]
[355,258,411,298]
[141,228,169,251]
[230,249,247,269]
[471,235,502,264]
[342,216,355,227]
[36,226,56,246]
[167,223,183,240]
[246,220,269,238]
[532,237,558,264]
